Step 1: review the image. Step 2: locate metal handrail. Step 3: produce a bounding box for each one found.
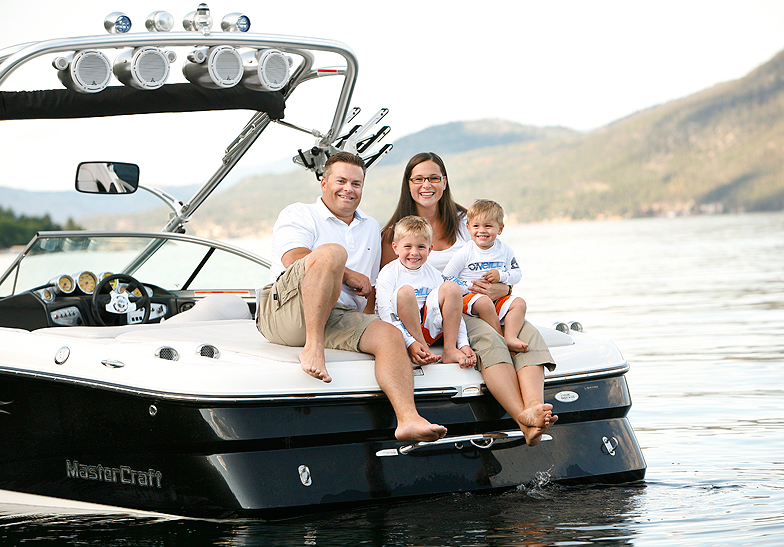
[376,430,552,457]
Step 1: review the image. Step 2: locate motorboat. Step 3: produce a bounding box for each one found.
[0,5,645,518]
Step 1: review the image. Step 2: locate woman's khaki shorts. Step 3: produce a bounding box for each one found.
[256,257,375,352]
[464,314,556,372]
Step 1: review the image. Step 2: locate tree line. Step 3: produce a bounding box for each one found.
[0,206,81,249]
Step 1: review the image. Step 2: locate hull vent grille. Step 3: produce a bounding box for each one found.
[155,346,179,361]
[197,344,220,359]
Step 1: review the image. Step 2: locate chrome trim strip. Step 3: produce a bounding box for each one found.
[545,364,629,385]
[391,430,552,456]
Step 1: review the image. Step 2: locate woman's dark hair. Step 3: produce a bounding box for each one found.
[381,152,466,245]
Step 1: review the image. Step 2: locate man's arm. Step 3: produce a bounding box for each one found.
[283,247,372,298]
[281,247,311,268]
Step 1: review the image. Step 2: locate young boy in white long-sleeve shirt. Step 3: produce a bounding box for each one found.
[376,216,477,368]
[443,199,529,353]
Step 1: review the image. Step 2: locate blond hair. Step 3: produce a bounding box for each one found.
[467,199,505,225]
[393,215,433,244]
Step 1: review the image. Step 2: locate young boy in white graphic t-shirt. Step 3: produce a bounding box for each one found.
[443,199,528,353]
[376,216,477,368]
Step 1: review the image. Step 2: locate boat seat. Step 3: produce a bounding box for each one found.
[34,319,371,363]
[114,319,371,363]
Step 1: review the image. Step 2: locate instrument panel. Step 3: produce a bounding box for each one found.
[33,271,168,326]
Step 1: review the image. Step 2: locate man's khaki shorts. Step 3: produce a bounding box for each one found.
[256,257,376,352]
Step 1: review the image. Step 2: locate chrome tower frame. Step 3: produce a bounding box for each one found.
[0,32,359,233]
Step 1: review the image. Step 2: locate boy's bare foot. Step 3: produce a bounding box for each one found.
[444,347,473,368]
[299,346,332,383]
[517,403,558,446]
[395,416,448,442]
[505,336,529,353]
[458,346,477,369]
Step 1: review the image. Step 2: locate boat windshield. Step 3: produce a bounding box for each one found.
[0,233,270,297]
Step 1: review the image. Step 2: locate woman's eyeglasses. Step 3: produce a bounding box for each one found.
[409,176,445,184]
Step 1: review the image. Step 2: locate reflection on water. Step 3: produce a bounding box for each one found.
[1,213,783,545]
[0,483,648,546]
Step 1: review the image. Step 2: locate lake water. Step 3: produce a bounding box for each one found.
[1,212,783,545]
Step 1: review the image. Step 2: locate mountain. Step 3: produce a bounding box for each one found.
[76,120,576,236]
[381,120,578,165]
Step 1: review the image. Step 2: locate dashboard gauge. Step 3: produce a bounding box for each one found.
[50,275,75,294]
[75,271,98,294]
[98,272,117,289]
[37,287,56,303]
[125,285,152,298]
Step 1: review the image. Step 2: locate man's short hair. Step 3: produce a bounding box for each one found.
[393,215,433,244]
[323,152,367,180]
[467,199,505,225]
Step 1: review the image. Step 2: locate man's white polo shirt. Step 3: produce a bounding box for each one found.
[270,197,381,311]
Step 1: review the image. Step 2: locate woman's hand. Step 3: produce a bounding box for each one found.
[470,279,510,301]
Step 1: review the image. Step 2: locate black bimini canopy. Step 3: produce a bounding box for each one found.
[0,84,285,121]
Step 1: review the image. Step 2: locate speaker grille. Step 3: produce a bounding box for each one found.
[261,53,289,89]
[135,49,169,88]
[72,51,111,92]
[213,49,242,83]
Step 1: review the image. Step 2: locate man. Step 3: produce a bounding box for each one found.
[257,152,447,443]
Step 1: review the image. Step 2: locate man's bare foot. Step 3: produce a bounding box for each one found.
[395,416,448,442]
[299,346,332,383]
[518,403,557,446]
[505,336,529,353]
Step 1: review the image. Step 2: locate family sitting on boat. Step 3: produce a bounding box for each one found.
[256,151,558,446]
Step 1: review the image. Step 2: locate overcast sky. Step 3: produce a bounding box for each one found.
[2,0,784,191]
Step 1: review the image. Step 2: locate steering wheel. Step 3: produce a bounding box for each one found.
[91,274,151,326]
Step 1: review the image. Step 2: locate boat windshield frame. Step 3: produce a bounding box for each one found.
[0,230,271,297]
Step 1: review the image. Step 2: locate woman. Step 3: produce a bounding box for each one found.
[381,152,557,446]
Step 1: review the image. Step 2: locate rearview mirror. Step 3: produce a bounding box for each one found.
[75,162,139,194]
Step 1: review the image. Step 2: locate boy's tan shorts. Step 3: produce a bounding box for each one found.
[256,257,376,352]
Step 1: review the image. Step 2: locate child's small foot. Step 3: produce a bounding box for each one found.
[443,347,473,368]
[458,346,477,369]
[505,336,529,353]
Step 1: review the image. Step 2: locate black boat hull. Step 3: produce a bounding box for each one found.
[0,370,645,518]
